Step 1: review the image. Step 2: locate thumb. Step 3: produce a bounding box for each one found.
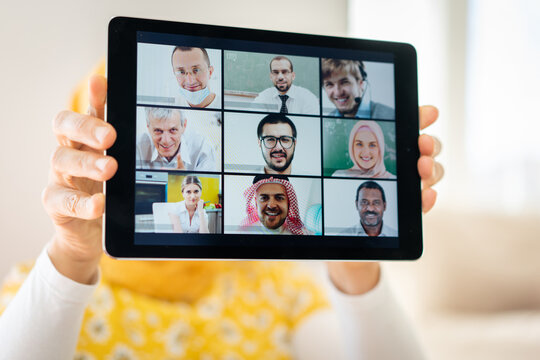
[176,152,185,170]
[88,75,107,120]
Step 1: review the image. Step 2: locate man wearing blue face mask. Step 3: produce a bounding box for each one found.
[171,47,221,109]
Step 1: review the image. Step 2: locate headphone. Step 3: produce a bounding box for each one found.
[358,61,368,81]
[355,61,369,104]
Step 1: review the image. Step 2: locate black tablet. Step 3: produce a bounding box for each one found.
[105,16,421,260]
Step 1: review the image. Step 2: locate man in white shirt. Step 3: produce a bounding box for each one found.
[340,181,398,237]
[251,56,319,115]
[136,107,216,170]
[172,47,221,109]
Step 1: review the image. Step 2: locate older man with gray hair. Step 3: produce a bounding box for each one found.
[136,107,216,170]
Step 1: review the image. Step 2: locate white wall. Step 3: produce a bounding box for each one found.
[348,0,458,208]
[465,0,540,214]
[0,0,347,279]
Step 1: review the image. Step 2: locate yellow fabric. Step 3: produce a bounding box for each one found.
[0,260,329,359]
[99,257,231,303]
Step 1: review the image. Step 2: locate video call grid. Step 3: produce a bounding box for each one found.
[135,43,400,237]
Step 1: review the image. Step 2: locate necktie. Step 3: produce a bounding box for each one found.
[279,95,289,114]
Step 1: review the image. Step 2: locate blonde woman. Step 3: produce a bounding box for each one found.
[168,175,209,233]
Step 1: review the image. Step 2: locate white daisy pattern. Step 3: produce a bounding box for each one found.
[85,315,111,344]
[164,320,192,356]
[106,344,138,360]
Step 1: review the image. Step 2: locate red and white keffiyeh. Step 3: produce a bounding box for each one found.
[241,176,305,235]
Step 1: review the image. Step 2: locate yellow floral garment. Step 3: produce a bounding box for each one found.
[0,61,330,359]
[0,260,329,359]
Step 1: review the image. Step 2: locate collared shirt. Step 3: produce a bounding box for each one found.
[136,129,216,170]
[252,85,319,115]
[328,100,395,120]
[172,201,209,233]
[339,221,398,237]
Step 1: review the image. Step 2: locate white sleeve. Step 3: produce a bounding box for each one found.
[0,244,98,360]
[292,268,425,360]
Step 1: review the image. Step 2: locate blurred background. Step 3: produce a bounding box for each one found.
[1,0,539,358]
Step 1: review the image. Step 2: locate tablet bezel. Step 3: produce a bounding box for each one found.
[105,16,421,260]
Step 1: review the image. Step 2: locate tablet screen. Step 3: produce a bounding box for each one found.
[106,17,421,259]
[134,31,398,244]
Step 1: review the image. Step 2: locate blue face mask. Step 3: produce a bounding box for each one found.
[179,86,211,106]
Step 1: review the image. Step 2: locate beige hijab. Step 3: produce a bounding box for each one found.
[348,120,392,178]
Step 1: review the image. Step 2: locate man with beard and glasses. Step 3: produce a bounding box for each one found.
[340,181,397,237]
[239,175,310,235]
[251,56,319,115]
[256,114,297,175]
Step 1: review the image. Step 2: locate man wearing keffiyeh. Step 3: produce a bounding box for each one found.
[240,174,310,235]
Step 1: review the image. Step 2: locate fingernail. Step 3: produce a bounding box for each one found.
[95,126,109,143]
[95,158,109,171]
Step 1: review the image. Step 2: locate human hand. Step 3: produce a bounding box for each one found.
[197,199,205,213]
[42,75,117,284]
[327,105,444,295]
[176,152,186,170]
[417,105,444,213]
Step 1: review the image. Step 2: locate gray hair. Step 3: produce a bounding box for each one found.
[145,107,184,126]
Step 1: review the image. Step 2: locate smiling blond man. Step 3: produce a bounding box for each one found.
[322,58,394,120]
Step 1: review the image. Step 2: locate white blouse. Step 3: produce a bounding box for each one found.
[173,201,209,233]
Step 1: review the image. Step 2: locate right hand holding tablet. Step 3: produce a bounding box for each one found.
[42,75,117,284]
[327,105,444,295]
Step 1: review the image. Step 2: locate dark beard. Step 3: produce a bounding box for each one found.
[274,83,290,93]
[264,150,295,173]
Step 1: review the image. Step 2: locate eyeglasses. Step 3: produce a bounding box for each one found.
[260,135,296,149]
[173,67,204,77]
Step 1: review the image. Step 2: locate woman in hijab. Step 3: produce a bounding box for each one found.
[332,120,396,179]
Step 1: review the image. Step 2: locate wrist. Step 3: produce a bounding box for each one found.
[327,262,380,295]
[48,237,101,285]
